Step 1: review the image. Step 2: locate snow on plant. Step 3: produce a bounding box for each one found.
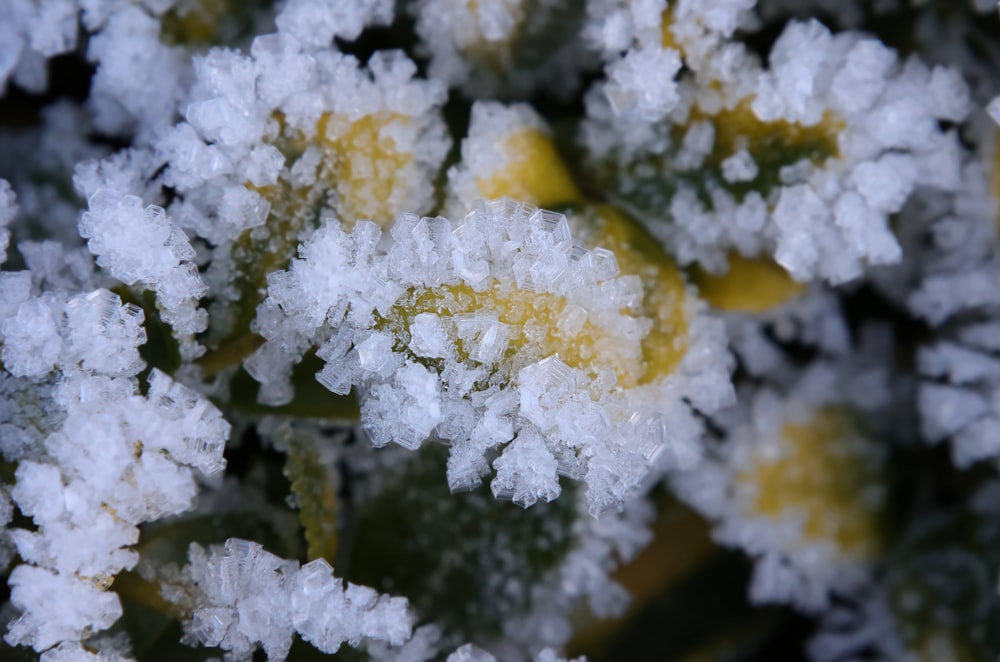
[167,538,412,659]
[0,284,228,650]
[581,12,967,282]
[147,32,449,361]
[249,198,732,513]
[673,340,897,612]
[4,1,1000,661]
[412,0,594,100]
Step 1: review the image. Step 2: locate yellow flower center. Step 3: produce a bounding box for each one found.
[739,407,883,558]
[378,204,689,390]
[318,112,415,227]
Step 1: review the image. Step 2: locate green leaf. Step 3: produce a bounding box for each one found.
[342,445,579,648]
[284,435,340,564]
[883,508,1000,661]
[223,352,360,422]
[113,287,182,381]
[583,102,842,226]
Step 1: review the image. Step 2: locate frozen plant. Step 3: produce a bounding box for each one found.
[250,198,733,513]
[3,1,1000,661]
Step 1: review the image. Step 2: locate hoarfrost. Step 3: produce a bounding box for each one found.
[174,538,412,660]
[251,199,733,514]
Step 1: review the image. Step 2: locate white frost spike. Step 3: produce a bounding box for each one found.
[5,566,123,652]
[988,96,1000,126]
[292,558,412,653]
[79,189,208,359]
[3,333,228,652]
[86,6,186,136]
[455,314,510,366]
[179,539,412,659]
[218,186,271,231]
[409,313,453,359]
[145,369,230,476]
[362,361,443,450]
[491,427,561,507]
[604,46,682,122]
[1,297,63,379]
[39,641,132,662]
[64,289,147,377]
[518,356,578,431]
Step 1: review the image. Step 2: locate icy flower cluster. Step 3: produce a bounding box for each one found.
[251,198,732,513]
[583,15,967,282]
[0,284,228,650]
[674,343,895,612]
[6,0,1000,660]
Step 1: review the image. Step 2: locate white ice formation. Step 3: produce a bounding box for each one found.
[0,283,228,651]
[412,0,593,100]
[249,198,733,514]
[79,189,208,359]
[170,538,411,660]
[673,350,895,612]
[903,142,1000,469]
[0,179,16,266]
[0,0,80,94]
[581,17,968,283]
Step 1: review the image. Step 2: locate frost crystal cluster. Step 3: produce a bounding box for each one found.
[4,1,1000,661]
[252,198,730,513]
[169,538,411,659]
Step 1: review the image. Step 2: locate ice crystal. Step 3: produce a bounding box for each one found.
[5,1,1000,660]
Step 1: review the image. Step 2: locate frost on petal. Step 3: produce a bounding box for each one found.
[673,358,891,613]
[252,199,732,513]
[580,18,965,283]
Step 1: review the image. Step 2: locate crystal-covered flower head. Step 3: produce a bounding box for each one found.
[249,198,733,514]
